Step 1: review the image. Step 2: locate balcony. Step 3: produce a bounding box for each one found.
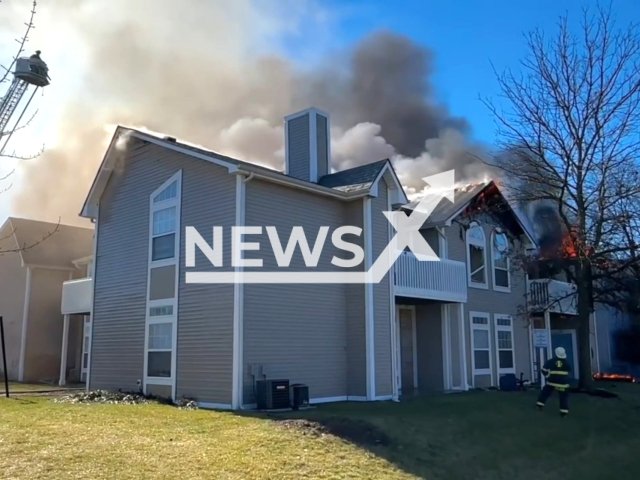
[394,252,467,303]
[61,277,93,315]
[527,278,577,315]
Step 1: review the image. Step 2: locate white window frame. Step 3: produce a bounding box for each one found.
[466,222,488,289]
[469,311,493,381]
[144,171,182,397]
[491,229,511,293]
[144,299,177,386]
[494,314,516,375]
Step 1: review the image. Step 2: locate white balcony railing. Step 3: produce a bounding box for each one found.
[394,252,467,303]
[527,278,577,315]
[61,277,93,315]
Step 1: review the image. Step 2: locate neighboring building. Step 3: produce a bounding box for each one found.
[0,217,93,384]
[73,107,544,410]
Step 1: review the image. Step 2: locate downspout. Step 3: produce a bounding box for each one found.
[233,171,253,410]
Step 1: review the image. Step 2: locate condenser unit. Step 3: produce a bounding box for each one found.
[290,384,309,410]
[256,379,290,410]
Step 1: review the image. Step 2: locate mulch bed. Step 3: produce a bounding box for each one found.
[275,417,392,447]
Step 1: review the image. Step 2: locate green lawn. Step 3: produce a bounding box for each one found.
[1,384,639,479]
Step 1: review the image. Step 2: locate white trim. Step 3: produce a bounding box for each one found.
[198,402,234,410]
[284,116,290,175]
[412,309,418,389]
[528,309,535,382]
[395,305,403,396]
[437,227,447,258]
[551,329,580,379]
[310,396,348,404]
[388,190,399,401]
[494,314,516,375]
[81,128,237,218]
[363,197,376,400]
[18,266,32,382]
[86,210,99,391]
[232,175,247,409]
[441,305,452,390]
[309,111,318,182]
[490,229,511,293]
[370,161,409,205]
[374,395,394,401]
[459,303,469,390]
[59,314,70,386]
[469,311,494,385]
[544,310,552,360]
[144,170,182,399]
[466,222,488,290]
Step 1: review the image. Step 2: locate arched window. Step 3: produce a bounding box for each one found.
[466,222,487,288]
[492,229,510,291]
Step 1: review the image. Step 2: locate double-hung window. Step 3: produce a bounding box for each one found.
[466,222,487,288]
[492,229,510,292]
[147,306,174,378]
[494,315,515,374]
[151,181,178,262]
[470,312,492,376]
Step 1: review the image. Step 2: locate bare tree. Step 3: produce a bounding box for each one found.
[484,5,640,388]
[0,0,56,254]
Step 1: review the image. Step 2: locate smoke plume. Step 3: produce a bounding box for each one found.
[6,0,489,225]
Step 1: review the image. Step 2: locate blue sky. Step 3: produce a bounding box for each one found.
[290,0,640,144]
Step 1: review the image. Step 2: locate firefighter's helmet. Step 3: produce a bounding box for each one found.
[555,347,567,359]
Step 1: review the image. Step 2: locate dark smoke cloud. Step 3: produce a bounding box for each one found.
[8,1,489,225]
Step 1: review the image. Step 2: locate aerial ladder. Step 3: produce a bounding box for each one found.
[0,50,50,157]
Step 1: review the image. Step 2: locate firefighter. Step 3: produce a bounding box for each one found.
[536,346,571,417]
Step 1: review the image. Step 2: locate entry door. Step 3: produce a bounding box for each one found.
[81,316,91,383]
[551,331,579,381]
[399,308,416,394]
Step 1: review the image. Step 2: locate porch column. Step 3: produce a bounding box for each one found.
[544,310,552,360]
[59,314,70,386]
[459,303,469,391]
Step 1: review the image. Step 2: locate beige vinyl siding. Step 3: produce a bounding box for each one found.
[177,161,235,405]
[372,179,393,397]
[90,143,161,392]
[23,268,70,382]
[344,200,366,397]
[242,179,348,404]
[415,303,444,392]
[91,142,237,403]
[0,239,27,380]
[444,212,531,387]
[287,114,311,181]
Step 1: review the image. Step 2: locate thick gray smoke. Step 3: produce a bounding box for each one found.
[5,1,489,225]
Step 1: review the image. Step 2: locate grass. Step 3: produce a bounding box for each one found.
[1,384,639,480]
[3,382,80,393]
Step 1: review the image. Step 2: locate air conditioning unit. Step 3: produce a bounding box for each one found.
[256,379,290,410]
[290,384,309,410]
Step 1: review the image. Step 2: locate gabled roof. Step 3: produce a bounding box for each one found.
[0,217,94,270]
[318,159,388,193]
[81,127,408,218]
[402,181,537,246]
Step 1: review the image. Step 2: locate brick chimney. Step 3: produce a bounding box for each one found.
[284,107,330,182]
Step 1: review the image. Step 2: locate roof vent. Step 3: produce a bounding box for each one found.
[163,136,177,143]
